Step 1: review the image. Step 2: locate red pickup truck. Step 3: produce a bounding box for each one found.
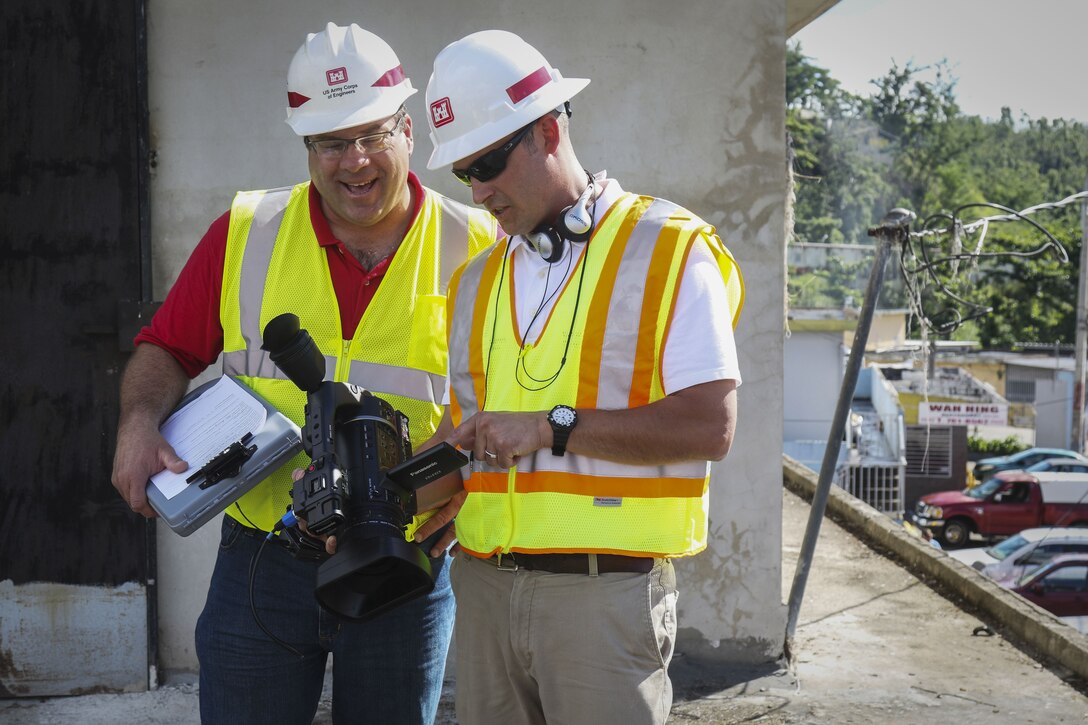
[909,471,1088,548]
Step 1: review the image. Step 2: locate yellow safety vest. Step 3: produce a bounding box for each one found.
[221,181,496,534]
[447,193,744,558]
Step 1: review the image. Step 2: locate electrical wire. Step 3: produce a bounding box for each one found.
[892,193,1078,336]
[910,190,1088,241]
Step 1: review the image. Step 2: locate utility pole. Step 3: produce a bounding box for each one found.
[1074,182,1088,453]
[786,208,914,645]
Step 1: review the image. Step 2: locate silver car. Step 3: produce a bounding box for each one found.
[947,526,1088,571]
[982,531,1088,585]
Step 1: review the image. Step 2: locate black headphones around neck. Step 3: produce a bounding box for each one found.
[525,175,597,263]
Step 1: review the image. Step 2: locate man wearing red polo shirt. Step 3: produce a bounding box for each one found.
[111,22,495,725]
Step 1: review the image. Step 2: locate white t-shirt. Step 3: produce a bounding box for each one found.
[444,175,741,404]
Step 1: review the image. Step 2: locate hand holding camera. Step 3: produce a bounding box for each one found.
[261,313,465,621]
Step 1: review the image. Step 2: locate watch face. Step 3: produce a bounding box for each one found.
[551,406,576,428]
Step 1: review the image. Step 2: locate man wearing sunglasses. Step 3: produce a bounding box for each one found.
[110,23,496,725]
[416,29,745,725]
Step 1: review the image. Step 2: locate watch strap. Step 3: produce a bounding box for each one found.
[551,426,572,457]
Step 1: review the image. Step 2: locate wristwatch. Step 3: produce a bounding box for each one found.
[547,405,578,457]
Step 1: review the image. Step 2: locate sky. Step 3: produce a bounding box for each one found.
[793,0,1087,123]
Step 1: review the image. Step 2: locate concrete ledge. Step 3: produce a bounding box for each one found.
[783,454,1088,682]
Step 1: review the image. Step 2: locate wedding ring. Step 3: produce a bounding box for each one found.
[485,450,497,458]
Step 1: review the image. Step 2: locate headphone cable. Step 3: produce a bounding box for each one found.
[518,243,573,346]
[515,237,590,391]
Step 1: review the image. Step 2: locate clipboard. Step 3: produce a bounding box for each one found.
[146,376,303,536]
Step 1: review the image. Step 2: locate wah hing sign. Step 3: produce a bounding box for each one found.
[917,402,1008,426]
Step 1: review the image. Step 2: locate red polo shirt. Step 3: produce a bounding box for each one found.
[135,174,426,378]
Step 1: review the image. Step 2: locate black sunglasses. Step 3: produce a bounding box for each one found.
[451,123,533,186]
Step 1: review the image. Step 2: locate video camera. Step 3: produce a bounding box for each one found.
[260,313,466,621]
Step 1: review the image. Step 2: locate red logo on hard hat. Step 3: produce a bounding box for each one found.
[287,91,310,108]
[326,67,348,86]
[430,98,454,128]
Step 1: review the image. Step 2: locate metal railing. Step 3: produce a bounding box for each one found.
[834,462,906,516]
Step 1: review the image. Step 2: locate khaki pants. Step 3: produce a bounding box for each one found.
[450,552,677,725]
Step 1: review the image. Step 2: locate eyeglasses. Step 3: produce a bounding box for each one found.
[451,123,533,186]
[305,112,406,159]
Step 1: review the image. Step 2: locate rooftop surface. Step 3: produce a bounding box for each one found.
[3,481,1087,724]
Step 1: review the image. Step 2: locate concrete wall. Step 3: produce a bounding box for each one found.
[784,330,843,442]
[943,359,1006,397]
[847,310,907,351]
[788,242,875,269]
[148,0,787,671]
[1036,373,1074,449]
[870,367,906,459]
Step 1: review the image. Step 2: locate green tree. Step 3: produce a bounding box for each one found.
[787,44,890,244]
[862,60,979,214]
[787,49,1088,348]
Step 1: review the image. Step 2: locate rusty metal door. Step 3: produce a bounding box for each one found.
[0,0,154,695]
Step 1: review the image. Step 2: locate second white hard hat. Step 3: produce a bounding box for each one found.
[285,22,417,136]
[425,30,589,169]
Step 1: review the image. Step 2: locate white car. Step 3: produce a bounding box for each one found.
[946,527,1088,571]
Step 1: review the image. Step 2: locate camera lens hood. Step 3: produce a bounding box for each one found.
[314,532,435,621]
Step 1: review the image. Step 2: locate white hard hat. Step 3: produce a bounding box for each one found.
[285,22,417,136]
[425,30,589,169]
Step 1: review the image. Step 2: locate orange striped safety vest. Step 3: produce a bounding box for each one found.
[447,192,744,558]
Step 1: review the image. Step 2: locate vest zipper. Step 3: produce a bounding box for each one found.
[334,339,351,382]
[504,466,517,551]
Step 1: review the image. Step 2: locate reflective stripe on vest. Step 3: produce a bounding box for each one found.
[220,181,495,531]
[448,192,744,558]
[446,236,508,421]
[223,352,443,408]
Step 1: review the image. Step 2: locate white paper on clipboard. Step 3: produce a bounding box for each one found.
[150,376,267,500]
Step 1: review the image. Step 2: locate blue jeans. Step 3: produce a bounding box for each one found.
[195,517,455,725]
